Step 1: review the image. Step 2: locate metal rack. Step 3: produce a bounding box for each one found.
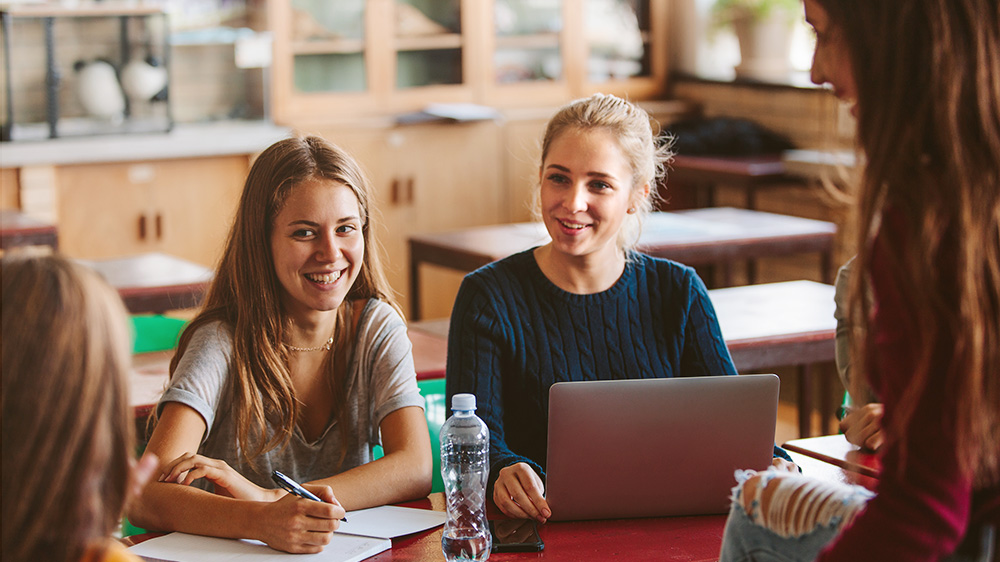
[1,3,172,141]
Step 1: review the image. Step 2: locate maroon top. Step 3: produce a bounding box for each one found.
[819,219,1000,560]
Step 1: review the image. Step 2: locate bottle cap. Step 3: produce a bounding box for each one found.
[451,393,477,411]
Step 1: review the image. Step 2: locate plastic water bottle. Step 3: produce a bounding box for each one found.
[441,393,491,562]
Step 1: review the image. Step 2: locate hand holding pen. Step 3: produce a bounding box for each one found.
[272,470,348,522]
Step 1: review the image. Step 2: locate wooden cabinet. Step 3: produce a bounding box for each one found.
[269,0,671,124]
[315,120,504,318]
[55,156,248,267]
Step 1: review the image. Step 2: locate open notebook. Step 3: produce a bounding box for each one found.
[128,505,446,562]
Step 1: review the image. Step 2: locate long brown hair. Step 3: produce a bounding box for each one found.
[820,0,1000,485]
[163,135,398,468]
[1,255,133,562]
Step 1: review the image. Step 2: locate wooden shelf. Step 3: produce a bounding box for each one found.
[495,32,561,51]
[395,33,463,52]
[292,38,365,56]
[1,3,164,17]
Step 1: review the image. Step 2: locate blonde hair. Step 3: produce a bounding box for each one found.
[539,93,674,251]
[2,255,133,562]
[164,135,398,469]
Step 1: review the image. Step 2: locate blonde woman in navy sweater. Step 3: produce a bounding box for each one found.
[446,94,794,523]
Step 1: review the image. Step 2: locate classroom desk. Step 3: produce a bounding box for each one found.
[0,209,58,251]
[668,154,803,210]
[79,252,214,314]
[783,434,882,479]
[129,451,875,560]
[410,279,838,439]
[711,280,838,438]
[409,207,836,320]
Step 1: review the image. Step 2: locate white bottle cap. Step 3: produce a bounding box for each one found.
[451,393,477,411]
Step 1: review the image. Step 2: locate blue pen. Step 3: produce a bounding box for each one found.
[271,470,348,522]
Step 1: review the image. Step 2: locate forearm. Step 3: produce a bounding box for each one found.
[128,481,270,539]
[308,448,432,511]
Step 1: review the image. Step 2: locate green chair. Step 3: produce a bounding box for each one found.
[122,315,188,537]
[131,314,188,354]
[371,377,446,494]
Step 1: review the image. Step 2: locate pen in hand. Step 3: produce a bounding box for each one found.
[271,470,348,522]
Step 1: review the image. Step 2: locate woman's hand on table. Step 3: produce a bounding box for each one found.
[771,457,799,472]
[494,463,550,523]
[158,452,279,502]
[254,484,344,554]
[840,403,885,451]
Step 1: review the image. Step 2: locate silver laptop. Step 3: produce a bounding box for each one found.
[545,374,779,521]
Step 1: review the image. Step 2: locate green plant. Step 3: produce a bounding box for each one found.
[710,0,800,25]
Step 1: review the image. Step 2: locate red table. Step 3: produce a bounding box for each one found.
[783,434,881,479]
[126,454,875,560]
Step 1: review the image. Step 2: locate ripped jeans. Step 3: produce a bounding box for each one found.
[718,469,873,562]
[718,470,997,562]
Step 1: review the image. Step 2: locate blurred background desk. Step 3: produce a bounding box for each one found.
[667,154,802,210]
[79,252,213,314]
[409,207,836,320]
[409,280,839,439]
[0,209,58,252]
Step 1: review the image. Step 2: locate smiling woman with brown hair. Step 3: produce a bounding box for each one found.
[129,136,431,554]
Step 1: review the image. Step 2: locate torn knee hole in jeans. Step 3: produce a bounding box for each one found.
[733,471,873,539]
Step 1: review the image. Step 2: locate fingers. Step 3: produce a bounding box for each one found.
[265,494,341,553]
[770,458,798,472]
[130,453,159,497]
[494,463,550,523]
[302,484,346,524]
[158,453,219,486]
[840,403,884,451]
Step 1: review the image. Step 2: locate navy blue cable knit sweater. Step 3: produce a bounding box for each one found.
[445,249,789,492]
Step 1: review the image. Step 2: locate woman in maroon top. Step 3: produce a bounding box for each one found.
[718,0,1000,560]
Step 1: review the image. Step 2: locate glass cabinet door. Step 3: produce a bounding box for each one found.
[585,0,648,84]
[493,0,563,85]
[394,0,463,89]
[289,0,366,94]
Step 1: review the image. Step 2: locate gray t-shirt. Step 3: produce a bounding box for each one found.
[158,298,424,489]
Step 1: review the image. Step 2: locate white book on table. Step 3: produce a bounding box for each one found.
[128,505,446,562]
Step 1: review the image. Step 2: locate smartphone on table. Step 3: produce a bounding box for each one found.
[490,519,544,553]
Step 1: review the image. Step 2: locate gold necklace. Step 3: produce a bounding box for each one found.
[285,336,334,352]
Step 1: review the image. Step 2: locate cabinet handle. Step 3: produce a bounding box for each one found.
[138,215,147,240]
[155,213,163,239]
[407,177,414,204]
[391,178,400,205]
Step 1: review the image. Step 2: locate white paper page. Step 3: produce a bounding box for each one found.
[339,505,446,539]
[128,532,390,562]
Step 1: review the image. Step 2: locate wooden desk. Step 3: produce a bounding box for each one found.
[784,434,881,479]
[668,154,802,210]
[79,252,213,314]
[712,280,838,438]
[0,209,58,251]
[410,280,838,438]
[409,207,836,320]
